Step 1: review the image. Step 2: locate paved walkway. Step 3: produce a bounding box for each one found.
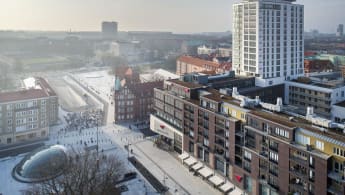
[132,140,226,195]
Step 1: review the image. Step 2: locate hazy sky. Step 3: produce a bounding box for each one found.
[0,0,344,33]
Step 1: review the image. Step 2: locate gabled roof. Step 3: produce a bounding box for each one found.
[115,66,132,77]
[127,81,163,97]
[177,56,220,68]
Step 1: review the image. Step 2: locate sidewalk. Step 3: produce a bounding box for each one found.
[132,140,224,195]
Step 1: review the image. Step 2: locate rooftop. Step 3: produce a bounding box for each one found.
[0,77,57,104]
[0,89,49,104]
[202,88,241,107]
[127,81,163,97]
[177,56,220,68]
[291,74,345,89]
[160,79,345,142]
[250,109,345,143]
[168,79,204,89]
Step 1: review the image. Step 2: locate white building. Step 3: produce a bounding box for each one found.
[232,0,304,87]
[285,75,345,119]
[140,69,180,82]
[197,45,217,56]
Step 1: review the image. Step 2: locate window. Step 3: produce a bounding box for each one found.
[215,157,225,174]
[244,150,252,161]
[296,133,310,146]
[203,139,209,147]
[189,142,194,153]
[274,127,289,138]
[315,140,324,151]
[333,147,345,157]
[269,152,279,163]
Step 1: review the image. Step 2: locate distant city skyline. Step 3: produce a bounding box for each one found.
[0,0,344,33]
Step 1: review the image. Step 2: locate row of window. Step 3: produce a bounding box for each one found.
[333,147,345,158]
[273,127,289,139]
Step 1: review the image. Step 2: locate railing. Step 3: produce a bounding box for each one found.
[290,167,308,178]
[269,145,279,152]
[290,154,308,165]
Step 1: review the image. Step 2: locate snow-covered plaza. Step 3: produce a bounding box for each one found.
[0,69,242,195]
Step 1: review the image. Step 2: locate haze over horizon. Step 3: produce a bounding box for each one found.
[1,0,344,33]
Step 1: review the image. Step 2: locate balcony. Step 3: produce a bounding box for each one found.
[259,150,268,158]
[290,154,308,165]
[328,171,345,183]
[244,165,251,173]
[215,148,225,156]
[260,164,268,172]
[235,157,242,167]
[245,140,256,149]
[215,129,225,137]
[269,144,279,152]
[328,184,345,195]
[268,182,279,191]
[245,133,255,140]
[290,178,308,192]
[216,121,225,128]
[261,140,268,147]
[235,147,242,156]
[215,139,225,148]
[290,165,308,178]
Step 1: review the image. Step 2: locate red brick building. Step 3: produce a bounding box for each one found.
[304,59,334,74]
[176,55,231,76]
[114,80,163,123]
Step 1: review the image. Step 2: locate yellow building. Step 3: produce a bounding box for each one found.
[221,102,249,122]
[295,128,345,182]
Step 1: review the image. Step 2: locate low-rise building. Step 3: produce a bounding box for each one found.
[285,73,345,118]
[0,77,58,146]
[304,59,334,74]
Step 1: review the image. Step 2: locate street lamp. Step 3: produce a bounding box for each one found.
[127,140,131,160]
[96,116,100,169]
[96,120,99,157]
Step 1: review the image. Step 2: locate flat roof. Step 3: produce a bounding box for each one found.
[168,79,203,89]
[0,77,57,104]
[250,110,345,143]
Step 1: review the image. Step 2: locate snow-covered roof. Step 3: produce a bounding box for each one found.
[140,69,179,82]
[23,77,41,89]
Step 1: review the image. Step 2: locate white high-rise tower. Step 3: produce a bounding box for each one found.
[232,0,304,87]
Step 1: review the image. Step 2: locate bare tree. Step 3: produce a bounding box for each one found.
[25,152,125,195]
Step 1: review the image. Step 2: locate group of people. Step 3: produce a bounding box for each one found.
[60,109,104,133]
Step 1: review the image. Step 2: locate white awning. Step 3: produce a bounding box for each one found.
[219,182,233,193]
[184,156,197,166]
[209,175,224,186]
[198,166,213,178]
[178,152,189,161]
[191,162,203,171]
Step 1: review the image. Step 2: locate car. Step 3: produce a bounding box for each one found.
[123,172,137,180]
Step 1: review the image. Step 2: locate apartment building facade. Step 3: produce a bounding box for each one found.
[232,0,304,87]
[114,81,163,123]
[285,76,345,118]
[0,78,58,146]
[151,78,345,194]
